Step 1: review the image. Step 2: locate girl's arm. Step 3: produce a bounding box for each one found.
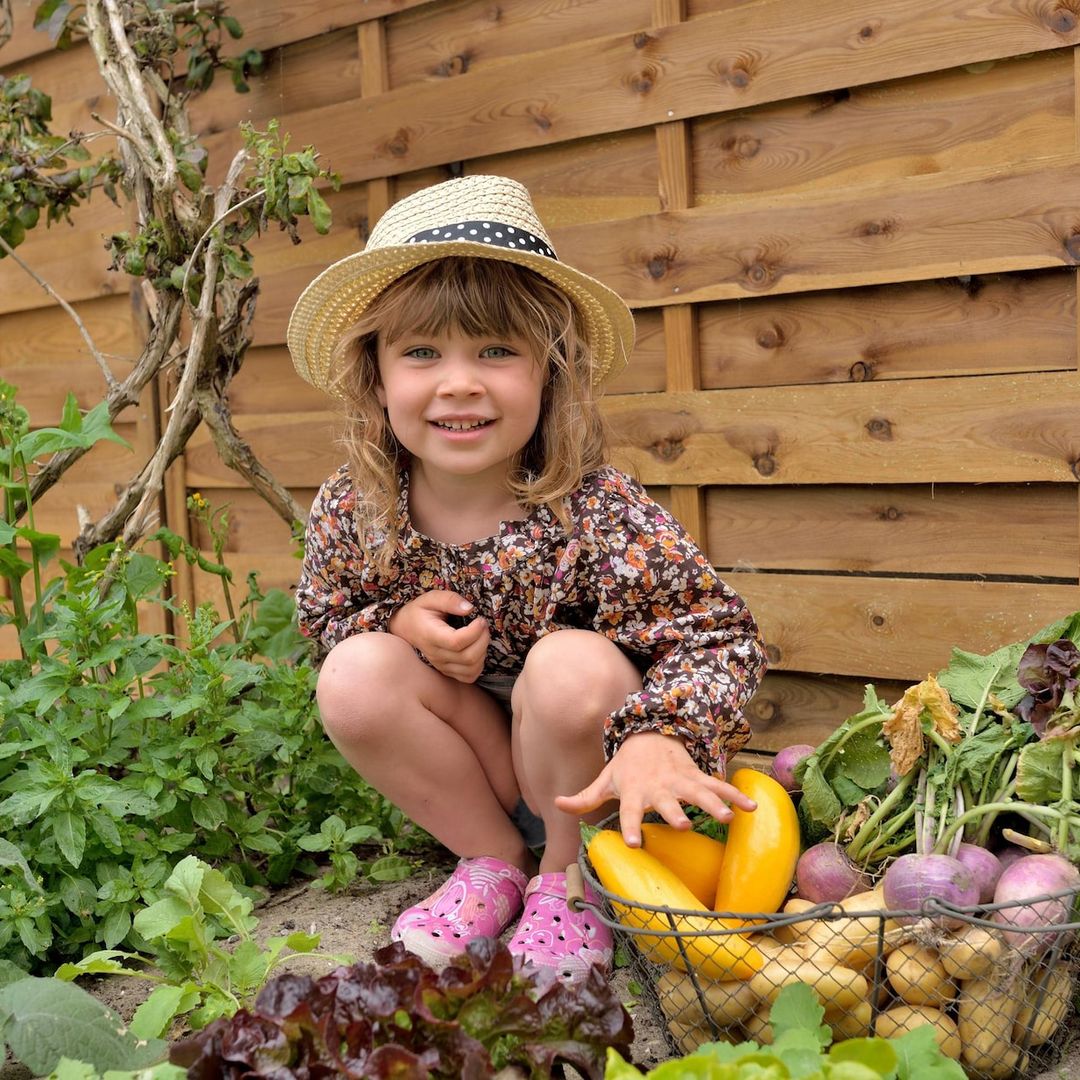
[296,467,398,651]
[583,472,768,777]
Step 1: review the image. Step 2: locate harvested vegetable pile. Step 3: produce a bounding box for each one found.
[579,612,1080,1080]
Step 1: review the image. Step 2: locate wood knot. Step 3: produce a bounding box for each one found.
[1071,458,1080,480]
[859,23,875,39]
[752,698,778,723]
[646,251,675,279]
[650,437,685,461]
[866,417,893,440]
[743,260,778,290]
[870,613,887,629]
[527,106,553,133]
[434,52,472,77]
[764,643,782,665]
[485,4,502,21]
[1046,6,1077,33]
[858,218,898,237]
[382,129,411,158]
[849,360,873,382]
[629,69,655,95]
[753,452,777,476]
[1064,232,1080,262]
[728,66,751,88]
[879,505,903,521]
[756,324,785,349]
[633,31,656,48]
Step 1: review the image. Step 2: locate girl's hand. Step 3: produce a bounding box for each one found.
[554,731,756,847]
[388,590,490,683]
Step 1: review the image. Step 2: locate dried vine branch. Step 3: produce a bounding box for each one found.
[2,0,335,565]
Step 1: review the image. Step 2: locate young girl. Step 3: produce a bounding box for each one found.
[287,174,766,984]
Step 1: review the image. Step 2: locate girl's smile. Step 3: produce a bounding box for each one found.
[376,329,546,487]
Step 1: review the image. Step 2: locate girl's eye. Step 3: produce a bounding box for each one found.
[481,346,515,359]
[405,347,438,360]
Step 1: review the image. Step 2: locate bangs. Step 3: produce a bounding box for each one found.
[370,257,575,351]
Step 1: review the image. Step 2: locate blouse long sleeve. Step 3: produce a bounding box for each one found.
[295,467,398,652]
[578,472,767,776]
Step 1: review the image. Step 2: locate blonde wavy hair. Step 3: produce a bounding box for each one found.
[327,257,609,566]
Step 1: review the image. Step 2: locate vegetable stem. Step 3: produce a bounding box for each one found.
[937,800,1068,854]
[846,771,915,864]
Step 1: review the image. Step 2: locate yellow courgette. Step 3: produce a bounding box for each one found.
[587,828,765,981]
[640,822,726,909]
[713,768,800,916]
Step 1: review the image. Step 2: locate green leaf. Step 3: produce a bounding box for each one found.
[0,838,41,892]
[51,809,87,867]
[1016,740,1068,803]
[306,187,332,234]
[798,757,843,827]
[368,854,411,882]
[99,906,132,950]
[54,951,145,981]
[227,938,269,994]
[129,983,188,1040]
[0,977,166,1074]
[834,722,891,790]
[890,1025,967,1080]
[0,959,30,989]
[828,1038,897,1076]
[133,895,190,941]
[938,640,1028,710]
[283,930,320,952]
[769,983,830,1049]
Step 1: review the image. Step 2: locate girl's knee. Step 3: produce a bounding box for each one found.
[316,632,417,739]
[518,629,640,726]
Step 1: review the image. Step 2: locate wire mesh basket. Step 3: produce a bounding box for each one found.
[576,829,1080,1080]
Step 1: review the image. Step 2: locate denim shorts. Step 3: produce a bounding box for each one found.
[476,672,547,851]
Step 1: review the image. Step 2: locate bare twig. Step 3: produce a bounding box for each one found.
[0,0,12,49]
[0,233,118,390]
[180,183,262,309]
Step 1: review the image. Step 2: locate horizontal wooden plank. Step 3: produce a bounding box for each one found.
[733,571,1080,680]
[186,29,363,141]
[693,49,1074,198]
[697,269,1076,388]
[386,0,653,88]
[0,294,138,366]
[0,0,441,67]
[746,671,911,753]
[704,483,1079,578]
[555,153,1080,307]
[0,199,130,316]
[605,370,1080,485]
[210,0,1080,185]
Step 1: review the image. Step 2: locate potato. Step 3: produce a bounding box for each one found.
[873,1004,962,1060]
[741,1003,774,1045]
[958,974,1022,1075]
[1013,962,1073,1048]
[656,968,758,1029]
[937,923,1005,981]
[804,891,905,969]
[749,948,868,1013]
[772,898,817,944]
[826,1000,873,1040]
[885,941,956,1007]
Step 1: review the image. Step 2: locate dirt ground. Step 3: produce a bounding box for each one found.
[2,869,1077,1079]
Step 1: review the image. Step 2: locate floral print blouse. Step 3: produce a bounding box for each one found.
[296,463,766,775]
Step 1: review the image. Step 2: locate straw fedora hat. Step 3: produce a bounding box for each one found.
[286,174,635,393]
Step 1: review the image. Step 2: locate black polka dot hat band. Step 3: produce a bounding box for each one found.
[287,174,635,394]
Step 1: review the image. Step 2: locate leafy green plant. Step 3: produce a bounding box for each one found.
[605,983,966,1080]
[1,386,428,975]
[171,937,634,1079]
[55,855,340,1035]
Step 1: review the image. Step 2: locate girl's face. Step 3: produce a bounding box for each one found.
[376,327,546,489]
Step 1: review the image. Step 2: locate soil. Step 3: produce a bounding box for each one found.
[2,871,1077,1079]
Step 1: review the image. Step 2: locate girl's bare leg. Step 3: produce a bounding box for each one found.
[511,629,642,873]
[317,631,535,875]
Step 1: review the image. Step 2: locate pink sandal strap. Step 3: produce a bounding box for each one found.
[507,871,613,984]
[391,856,528,969]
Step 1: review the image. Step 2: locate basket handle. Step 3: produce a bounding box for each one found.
[565,861,585,911]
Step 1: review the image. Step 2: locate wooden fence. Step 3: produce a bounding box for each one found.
[3,0,1080,750]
